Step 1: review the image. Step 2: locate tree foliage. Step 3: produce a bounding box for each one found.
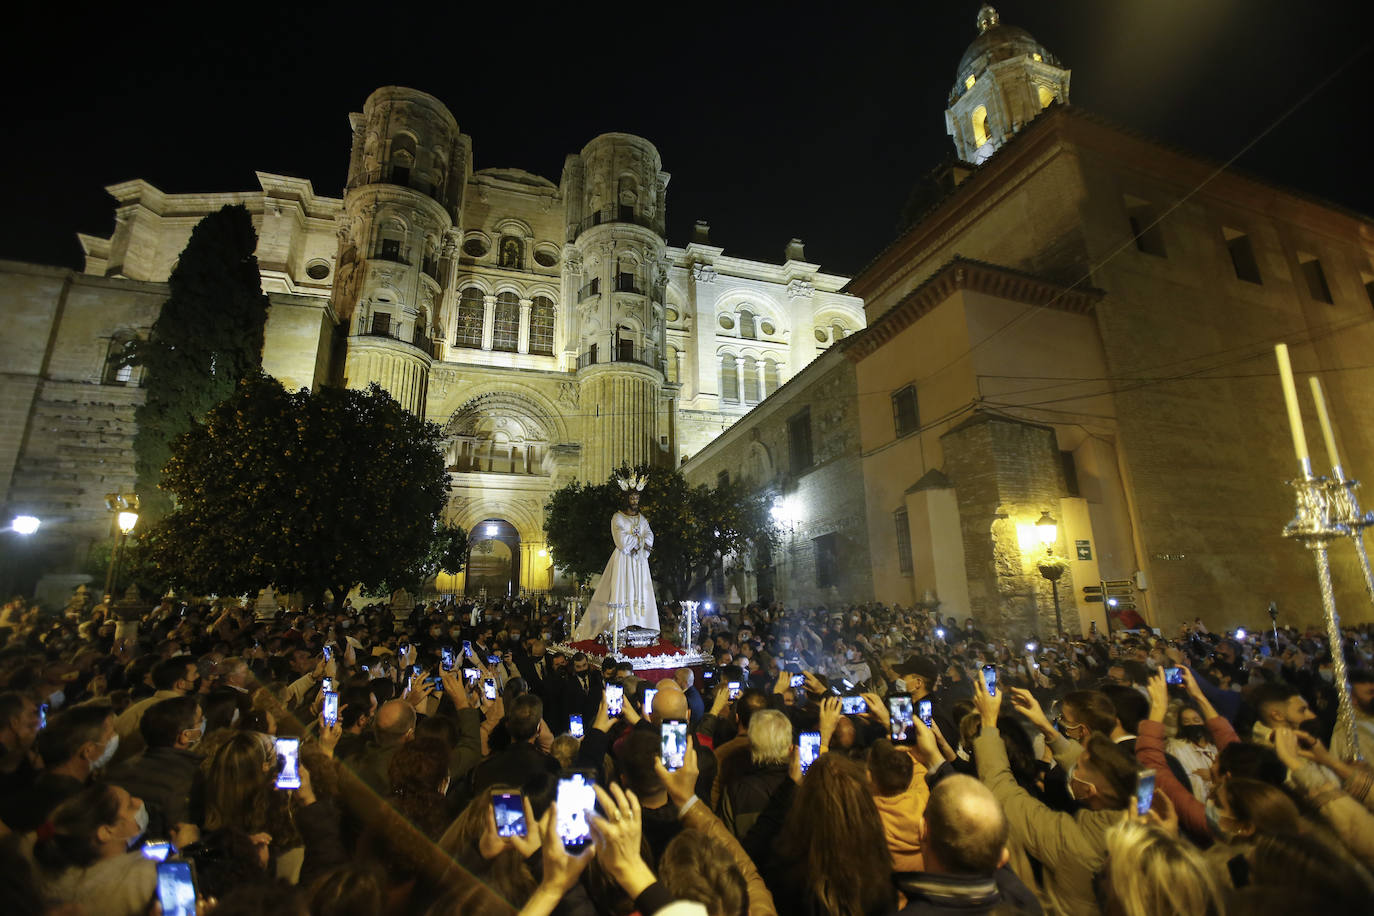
[138,376,450,605]
[543,465,776,601]
[130,205,270,524]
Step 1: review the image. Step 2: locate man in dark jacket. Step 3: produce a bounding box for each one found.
[557,652,603,733]
[104,696,204,839]
[471,693,559,794]
[895,773,1042,914]
[719,708,791,839]
[0,705,115,832]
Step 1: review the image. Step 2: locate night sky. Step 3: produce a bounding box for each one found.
[2,1,1369,278]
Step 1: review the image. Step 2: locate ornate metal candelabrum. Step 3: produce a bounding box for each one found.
[1283,470,1364,762]
[679,600,700,652]
[1325,472,1374,604]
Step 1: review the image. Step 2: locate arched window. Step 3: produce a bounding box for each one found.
[618,178,638,220]
[422,238,439,281]
[738,309,757,339]
[529,297,555,356]
[377,218,406,263]
[390,133,416,187]
[455,288,484,349]
[1037,85,1055,109]
[972,106,990,147]
[741,356,760,405]
[103,331,138,385]
[763,357,780,396]
[720,355,739,405]
[493,292,519,352]
[498,236,523,270]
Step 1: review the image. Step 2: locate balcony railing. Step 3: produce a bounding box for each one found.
[574,206,660,237]
[614,274,643,294]
[576,344,664,373]
[359,329,436,358]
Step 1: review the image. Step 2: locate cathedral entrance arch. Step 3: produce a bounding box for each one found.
[466,518,520,598]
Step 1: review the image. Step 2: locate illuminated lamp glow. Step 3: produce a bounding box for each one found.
[11,515,40,535]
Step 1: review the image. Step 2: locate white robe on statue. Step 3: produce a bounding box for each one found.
[574,510,659,641]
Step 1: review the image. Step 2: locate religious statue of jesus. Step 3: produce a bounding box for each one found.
[573,471,660,642]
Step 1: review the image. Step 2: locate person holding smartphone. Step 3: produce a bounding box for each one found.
[970,671,1137,914]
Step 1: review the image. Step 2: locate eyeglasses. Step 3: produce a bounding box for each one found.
[1054,715,1084,737]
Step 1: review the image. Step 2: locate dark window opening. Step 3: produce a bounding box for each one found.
[814,532,839,589]
[390,165,410,187]
[1061,450,1081,498]
[380,238,402,262]
[892,384,920,438]
[1225,232,1262,284]
[894,508,913,575]
[717,470,730,488]
[1300,256,1333,304]
[1127,210,1167,258]
[370,313,391,336]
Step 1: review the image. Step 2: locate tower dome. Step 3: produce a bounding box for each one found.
[945,5,1070,164]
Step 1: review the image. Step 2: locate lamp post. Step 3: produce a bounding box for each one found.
[103,493,140,600]
[1034,510,1065,639]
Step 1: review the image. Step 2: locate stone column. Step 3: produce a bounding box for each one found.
[518,297,532,354]
[482,294,495,351]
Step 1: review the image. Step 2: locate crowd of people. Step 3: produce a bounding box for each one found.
[1,588,1373,915]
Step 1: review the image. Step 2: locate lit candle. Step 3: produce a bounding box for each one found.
[1308,375,1343,475]
[1274,344,1311,472]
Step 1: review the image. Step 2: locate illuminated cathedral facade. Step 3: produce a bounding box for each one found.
[3,87,862,598]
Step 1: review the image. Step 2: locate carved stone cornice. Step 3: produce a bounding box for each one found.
[692,263,717,283]
[843,256,1104,362]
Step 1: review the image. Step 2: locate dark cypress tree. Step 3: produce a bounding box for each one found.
[131,205,269,523]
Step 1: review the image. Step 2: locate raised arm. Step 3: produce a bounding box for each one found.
[1141,671,1208,842]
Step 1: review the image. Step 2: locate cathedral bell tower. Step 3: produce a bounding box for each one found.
[559,134,671,483]
[946,5,1070,165]
[334,87,469,416]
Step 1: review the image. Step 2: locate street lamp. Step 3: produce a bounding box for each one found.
[10,515,40,535]
[1034,510,1065,639]
[103,493,139,600]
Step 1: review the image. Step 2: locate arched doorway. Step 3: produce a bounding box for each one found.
[466,518,520,598]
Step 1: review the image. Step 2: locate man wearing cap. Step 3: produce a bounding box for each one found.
[895,655,958,751]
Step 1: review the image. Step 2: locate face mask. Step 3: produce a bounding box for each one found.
[47,689,66,711]
[893,678,908,694]
[127,801,150,848]
[92,733,119,770]
[1178,724,1209,744]
[1066,762,1092,801]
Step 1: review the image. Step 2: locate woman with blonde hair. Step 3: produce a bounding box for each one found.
[1096,819,1226,916]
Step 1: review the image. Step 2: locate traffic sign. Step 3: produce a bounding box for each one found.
[1106,586,1134,597]
[1103,579,1134,588]
[1110,601,1137,611]
[1084,595,1104,603]
[1082,586,1104,594]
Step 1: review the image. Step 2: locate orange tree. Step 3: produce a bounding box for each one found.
[543,465,774,600]
[138,376,451,606]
